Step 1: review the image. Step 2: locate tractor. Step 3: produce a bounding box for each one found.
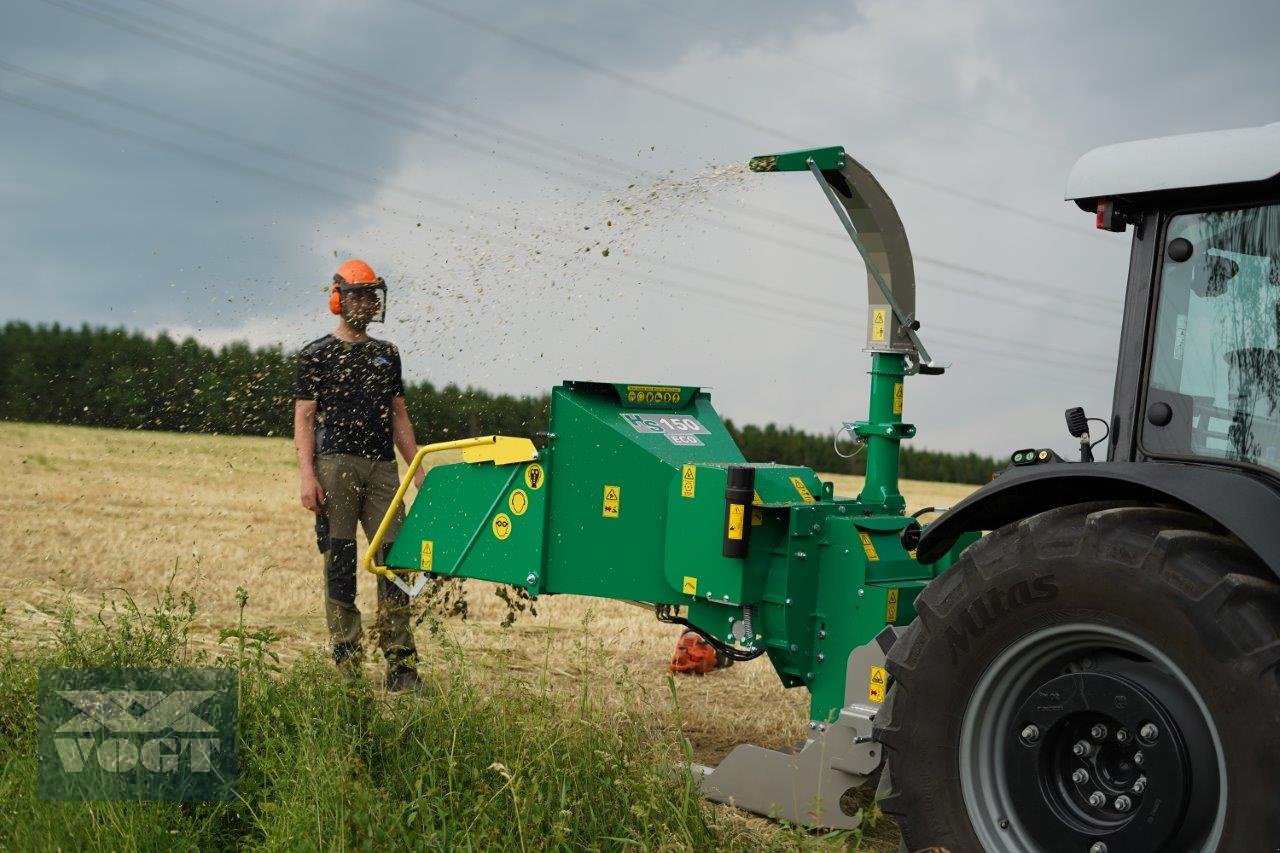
[878,122,1280,851]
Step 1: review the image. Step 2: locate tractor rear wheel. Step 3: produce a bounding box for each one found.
[876,502,1280,852]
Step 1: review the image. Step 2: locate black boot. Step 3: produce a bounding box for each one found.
[385,663,424,693]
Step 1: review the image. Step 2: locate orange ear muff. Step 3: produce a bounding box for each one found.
[329,274,345,314]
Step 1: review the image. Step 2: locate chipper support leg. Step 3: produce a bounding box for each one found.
[695,639,887,829]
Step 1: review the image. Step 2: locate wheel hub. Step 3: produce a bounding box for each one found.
[1008,671,1188,849]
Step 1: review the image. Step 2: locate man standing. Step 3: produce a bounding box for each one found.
[293,258,425,691]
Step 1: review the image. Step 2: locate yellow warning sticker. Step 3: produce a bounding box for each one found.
[868,666,887,703]
[491,513,512,540]
[727,503,745,540]
[908,549,917,560]
[752,490,762,505]
[602,484,621,518]
[789,476,816,503]
[751,507,764,526]
[681,464,696,499]
[893,382,903,415]
[508,488,529,516]
[870,308,888,343]
[858,532,880,561]
[885,588,900,622]
[626,384,683,404]
[682,576,698,595]
[420,540,434,572]
[524,463,545,491]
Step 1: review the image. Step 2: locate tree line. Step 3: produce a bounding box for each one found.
[0,322,1001,483]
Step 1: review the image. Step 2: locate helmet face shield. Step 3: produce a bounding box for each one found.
[335,279,386,327]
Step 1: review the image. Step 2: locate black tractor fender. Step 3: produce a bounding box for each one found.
[917,460,1280,579]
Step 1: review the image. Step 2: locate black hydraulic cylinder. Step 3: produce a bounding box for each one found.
[722,465,756,558]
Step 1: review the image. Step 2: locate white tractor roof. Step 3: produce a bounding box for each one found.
[1065,122,1280,202]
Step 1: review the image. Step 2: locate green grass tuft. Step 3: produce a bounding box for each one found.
[0,583,856,851]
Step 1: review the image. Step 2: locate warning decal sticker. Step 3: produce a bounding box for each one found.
[682,576,697,595]
[885,588,900,622]
[893,382,903,415]
[868,666,887,703]
[420,540,434,572]
[681,465,696,498]
[602,484,621,518]
[870,307,888,342]
[491,513,512,540]
[524,463,545,491]
[858,532,880,561]
[789,476,816,503]
[508,489,529,516]
[727,504,745,540]
[625,385,683,404]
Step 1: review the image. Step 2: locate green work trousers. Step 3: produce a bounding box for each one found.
[316,453,416,669]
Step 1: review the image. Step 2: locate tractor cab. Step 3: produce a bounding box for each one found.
[1067,122,1280,476]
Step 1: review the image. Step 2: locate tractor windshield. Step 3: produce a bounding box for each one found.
[1146,203,1280,471]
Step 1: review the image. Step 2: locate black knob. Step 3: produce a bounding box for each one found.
[1147,401,1173,427]
[900,520,923,551]
[1167,237,1193,263]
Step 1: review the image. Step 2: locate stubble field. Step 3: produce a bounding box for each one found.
[0,421,977,849]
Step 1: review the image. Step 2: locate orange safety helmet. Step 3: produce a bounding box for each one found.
[329,258,387,319]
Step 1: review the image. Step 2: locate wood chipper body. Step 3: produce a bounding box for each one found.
[363,146,971,829]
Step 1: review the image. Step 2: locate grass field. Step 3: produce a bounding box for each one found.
[0,422,977,849]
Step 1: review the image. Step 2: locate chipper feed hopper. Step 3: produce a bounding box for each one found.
[363,146,972,829]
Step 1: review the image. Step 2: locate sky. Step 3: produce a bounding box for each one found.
[3,0,1279,458]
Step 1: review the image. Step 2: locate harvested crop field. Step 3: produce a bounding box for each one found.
[1,421,977,849]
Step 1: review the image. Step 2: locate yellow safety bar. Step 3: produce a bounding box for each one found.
[363,435,539,582]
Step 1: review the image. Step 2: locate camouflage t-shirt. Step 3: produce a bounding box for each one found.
[293,335,405,460]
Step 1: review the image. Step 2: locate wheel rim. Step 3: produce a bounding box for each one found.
[959,623,1226,853]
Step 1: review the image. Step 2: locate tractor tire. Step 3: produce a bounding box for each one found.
[875,501,1280,852]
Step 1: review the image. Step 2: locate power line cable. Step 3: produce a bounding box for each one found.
[1,85,1112,383]
[45,0,1121,315]
[2,63,1115,372]
[129,0,647,184]
[632,0,1077,155]
[39,0,622,192]
[400,0,1107,238]
[129,0,1127,312]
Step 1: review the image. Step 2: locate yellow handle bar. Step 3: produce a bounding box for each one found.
[363,435,539,582]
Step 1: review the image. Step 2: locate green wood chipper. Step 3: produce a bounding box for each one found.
[362,145,972,829]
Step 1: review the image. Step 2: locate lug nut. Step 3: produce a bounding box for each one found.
[1089,844,1108,853]
[1133,751,1144,766]
[1132,775,1147,794]
[1071,768,1089,784]
[1114,795,1132,812]
[1139,722,1159,743]
[1115,728,1130,744]
[1020,724,1040,745]
[1087,791,1106,808]
[1073,740,1093,757]
[1090,723,1108,741]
